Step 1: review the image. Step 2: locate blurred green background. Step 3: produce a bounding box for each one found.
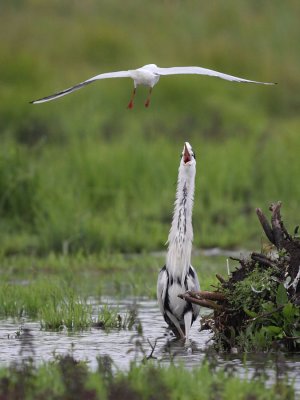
[1,0,299,257]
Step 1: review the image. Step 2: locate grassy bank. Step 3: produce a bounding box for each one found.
[0,252,228,300]
[1,1,300,256]
[1,126,300,256]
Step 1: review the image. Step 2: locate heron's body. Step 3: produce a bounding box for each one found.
[30,63,275,108]
[157,142,200,339]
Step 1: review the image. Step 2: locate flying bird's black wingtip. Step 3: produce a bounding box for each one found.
[29,100,35,104]
[261,81,278,85]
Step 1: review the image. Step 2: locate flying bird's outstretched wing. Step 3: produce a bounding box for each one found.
[155,66,276,85]
[30,70,131,104]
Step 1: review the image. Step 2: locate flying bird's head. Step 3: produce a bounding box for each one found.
[142,64,158,72]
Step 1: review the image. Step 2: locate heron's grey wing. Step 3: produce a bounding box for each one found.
[157,266,168,316]
[155,66,276,85]
[30,70,131,104]
[187,265,200,319]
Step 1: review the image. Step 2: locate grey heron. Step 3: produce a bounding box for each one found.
[157,142,200,340]
[30,63,276,108]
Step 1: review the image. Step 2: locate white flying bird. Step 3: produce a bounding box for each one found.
[157,142,200,340]
[30,63,276,108]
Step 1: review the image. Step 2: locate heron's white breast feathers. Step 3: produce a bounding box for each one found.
[166,162,195,283]
[167,283,188,320]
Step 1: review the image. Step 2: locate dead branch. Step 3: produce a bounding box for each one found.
[270,202,284,248]
[251,252,275,268]
[178,293,223,311]
[187,290,226,301]
[216,274,226,283]
[256,207,275,244]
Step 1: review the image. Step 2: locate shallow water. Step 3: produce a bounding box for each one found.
[0,297,299,393]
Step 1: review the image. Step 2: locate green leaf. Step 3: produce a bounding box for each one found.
[262,325,283,338]
[244,308,257,318]
[282,302,295,319]
[261,302,276,313]
[276,283,288,306]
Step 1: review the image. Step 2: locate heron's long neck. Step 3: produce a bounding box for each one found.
[166,166,195,282]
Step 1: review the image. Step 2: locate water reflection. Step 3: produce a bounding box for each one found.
[0,297,299,393]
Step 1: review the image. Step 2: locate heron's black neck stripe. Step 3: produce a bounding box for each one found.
[177,182,187,233]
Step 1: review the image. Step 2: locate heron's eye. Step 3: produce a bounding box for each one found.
[193,151,196,159]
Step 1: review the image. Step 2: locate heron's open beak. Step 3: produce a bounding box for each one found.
[183,143,191,164]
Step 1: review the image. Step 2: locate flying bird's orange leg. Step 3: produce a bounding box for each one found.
[144,88,153,108]
[127,88,136,109]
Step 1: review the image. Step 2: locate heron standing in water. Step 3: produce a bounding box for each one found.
[157,142,200,339]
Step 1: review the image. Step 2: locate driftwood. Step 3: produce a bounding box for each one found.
[179,202,300,351]
[178,291,225,311]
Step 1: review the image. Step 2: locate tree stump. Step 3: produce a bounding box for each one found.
[179,202,300,351]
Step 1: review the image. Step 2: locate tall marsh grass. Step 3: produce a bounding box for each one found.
[1,126,299,255]
[0,280,92,330]
[0,278,142,330]
[1,1,300,255]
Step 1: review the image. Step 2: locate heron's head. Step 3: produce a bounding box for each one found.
[181,142,196,168]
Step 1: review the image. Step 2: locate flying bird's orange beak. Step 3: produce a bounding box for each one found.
[183,143,191,164]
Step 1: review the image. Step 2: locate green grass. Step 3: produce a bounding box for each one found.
[1,1,300,256]
[0,252,229,327]
[0,354,294,400]
[0,251,229,297]
[95,303,138,331]
[0,279,92,330]
[1,127,300,256]
[0,270,152,330]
